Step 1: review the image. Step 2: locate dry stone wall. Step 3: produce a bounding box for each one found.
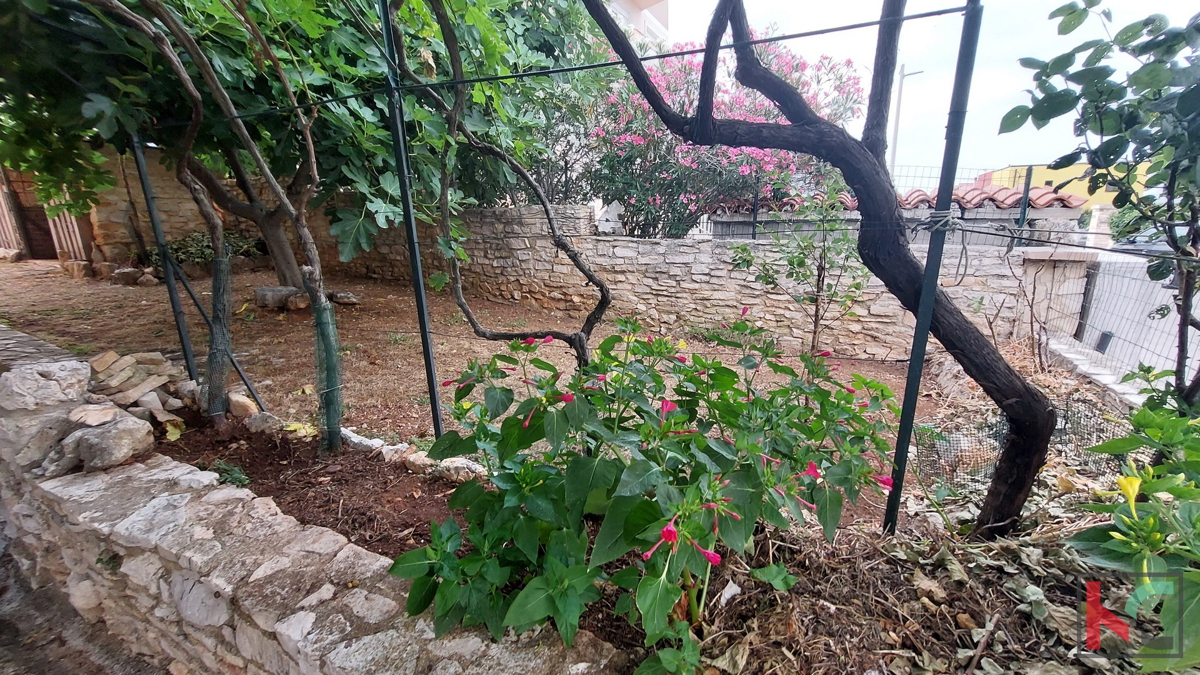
[0,360,621,675]
[307,207,1084,358]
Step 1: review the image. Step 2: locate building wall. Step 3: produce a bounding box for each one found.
[977,164,1149,211]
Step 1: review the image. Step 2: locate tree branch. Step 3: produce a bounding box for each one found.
[693,0,736,144]
[862,0,907,162]
[727,1,823,127]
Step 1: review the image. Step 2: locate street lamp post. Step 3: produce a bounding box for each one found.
[888,64,924,176]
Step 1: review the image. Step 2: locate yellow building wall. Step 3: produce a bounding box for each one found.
[980,164,1147,210]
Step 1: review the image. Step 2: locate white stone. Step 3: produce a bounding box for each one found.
[52,415,154,474]
[112,492,192,549]
[433,458,486,483]
[227,392,258,417]
[169,570,232,627]
[340,428,385,452]
[297,583,336,609]
[0,361,90,410]
[403,451,436,474]
[324,630,421,675]
[379,444,410,463]
[68,402,125,426]
[136,391,164,410]
[284,528,347,556]
[66,574,104,623]
[235,620,299,675]
[120,552,164,589]
[246,412,284,434]
[249,556,294,582]
[339,588,399,624]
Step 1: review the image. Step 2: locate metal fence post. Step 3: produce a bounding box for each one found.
[883,0,984,534]
[131,132,198,383]
[377,0,444,437]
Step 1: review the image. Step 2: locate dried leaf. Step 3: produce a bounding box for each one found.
[911,568,948,603]
[706,636,750,674]
[932,547,969,584]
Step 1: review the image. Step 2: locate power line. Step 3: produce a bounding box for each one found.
[232,5,969,120]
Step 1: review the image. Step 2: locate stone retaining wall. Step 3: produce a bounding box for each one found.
[0,361,621,675]
[306,207,1086,358]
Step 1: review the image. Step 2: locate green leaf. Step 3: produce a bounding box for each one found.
[636,573,683,642]
[514,515,541,563]
[1018,57,1048,71]
[1065,65,1116,84]
[1090,135,1129,168]
[565,456,619,522]
[1031,89,1081,121]
[1058,9,1087,35]
[614,459,664,497]
[1048,2,1079,19]
[1114,20,1147,46]
[543,408,568,451]
[448,480,485,509]
[388,548,432,578]
[591,496,639,568]
[427,430,475,460]
[1048,149,1083,170]
[406,575,438,615]
[1178,85,1200,118]
[503,577,555,626]
[1130,62,1171,91]
[999,105,1031,134]
[1139,571,1200,671]
[1087,436,1145,454]
[812,487,844,543]
[484,387,514,421]
[751,564,799,591]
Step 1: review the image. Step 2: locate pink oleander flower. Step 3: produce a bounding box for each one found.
[691,539,722,566]
[542,335,554,344]
[856,402,869,408]
[845,386,857,394]
[595,375,607,381]
[815,350,832,357]
[874,475,894,492]
[521,408,536,429]
[522,337,537,345]
[741,306,750,317]
[673,355,688,364]
[760,454,781,468]
[556,393,575,403]
[441,380,454,387]
[799,461,821,480]
[796,496,816,510]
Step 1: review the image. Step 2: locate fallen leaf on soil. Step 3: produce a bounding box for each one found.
[911,568,948,603]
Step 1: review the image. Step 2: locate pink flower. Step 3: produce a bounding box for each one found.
[815,350,832,357]
[595,375,607,382]
[691,539,722,566]
[759,454,781,468]
[661,517,678,543]
[521,408,536,429]
[441,380,454,387]
[642,539,665,560]
[856,402,868,408]
[799,461,821,480]
[542,335,554,344]
[522,337,537,345]
[660,399,678,419]
[673,355,688,364]
[845,386,857,394]
[741,306,750,317]
[556,393,575,403]
[874,475,894,492]
[796,496,816,510]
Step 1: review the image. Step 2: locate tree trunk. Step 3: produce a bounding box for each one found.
[258,213,304,288]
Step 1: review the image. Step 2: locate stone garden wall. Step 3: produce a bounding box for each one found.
[0,361,621,675]
[306,206,1088,358]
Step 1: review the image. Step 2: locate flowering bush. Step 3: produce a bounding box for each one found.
[1071,376,1200,670]
[389,312,895,668]
[589,32,864,237]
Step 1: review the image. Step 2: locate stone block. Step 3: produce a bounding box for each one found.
[0,361,90,411]
[111,268,142,285]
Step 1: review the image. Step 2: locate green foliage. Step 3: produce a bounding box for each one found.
[729,171,869,354]
[750,563,798,591]
[0,0,608,258]
[392,315,896,666]
[146,231,266,268]
[210,460,251,488]
[1072,369,1200,670]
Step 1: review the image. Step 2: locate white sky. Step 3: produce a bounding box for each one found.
[667,1,1197,171]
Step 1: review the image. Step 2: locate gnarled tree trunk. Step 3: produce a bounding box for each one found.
[583,0,1056,536]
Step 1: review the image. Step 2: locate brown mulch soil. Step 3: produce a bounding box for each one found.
[156,416,456,559]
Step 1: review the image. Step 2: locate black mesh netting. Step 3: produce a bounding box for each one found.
[912,397,1152,493]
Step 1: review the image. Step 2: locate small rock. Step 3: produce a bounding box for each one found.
[125,406,154,422]
[93,262,119,279]
[433,458,486,483]
[176,380,199,404]
[956,613,978,631]
[285,293,311,311]
[0,361,91,410]
[0,247,22,263]
[326,290,362,305]
[227,392,258,417]
[136,274,159,286]
[62,260,92,279]
[83,393,110,404]
[131,352,168,367]
[111,268,142,285]
[150,408,183,426]
[245,412,284,434]
[341,428,385,453]
[379,444,410,463]
[47,415,154,475]
[88,350,121,374]
[403,451,437,474]
[136,392,164,410]
[95,355,136,381]
[68,403,125,426]
[163,396,185,411]
[110,374,170,406]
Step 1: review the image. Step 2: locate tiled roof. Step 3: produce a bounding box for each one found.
[707,183,1087,214]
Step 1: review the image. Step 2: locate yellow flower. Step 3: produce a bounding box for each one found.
[677,339,687,350]
[1117,475,1141,518]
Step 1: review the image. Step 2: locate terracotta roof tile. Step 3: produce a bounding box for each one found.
[707,183,1086,214]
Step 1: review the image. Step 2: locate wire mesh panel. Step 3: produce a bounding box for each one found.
[912,397,1145,493]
